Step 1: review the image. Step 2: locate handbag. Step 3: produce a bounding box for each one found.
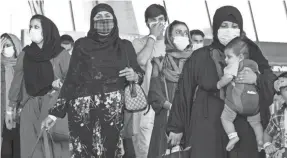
[123,42,150,114]
[47,90,70,142]
[16,91,69,142]
[29,128,52,158]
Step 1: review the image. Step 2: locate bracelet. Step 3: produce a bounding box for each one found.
[148,35,156,41]
[263,142,272,149]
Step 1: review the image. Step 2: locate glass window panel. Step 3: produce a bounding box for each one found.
[250,0,287,42]
[207,0,256,41]
[132,0,164,35]
[0,0,31,38]
[45,0,73,32]
[0,1,13,35]
[71,0,94,32]
[164,0,211,38]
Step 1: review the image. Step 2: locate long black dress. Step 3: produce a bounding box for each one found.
[167,5,276,158]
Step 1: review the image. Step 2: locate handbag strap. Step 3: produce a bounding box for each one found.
[43,130,51,158]
[162,77,169,102]
[29,128,53,158]
[122,40,130,68]
[121,40,137,97]
[18,96,33,110]
[29,129,44,158]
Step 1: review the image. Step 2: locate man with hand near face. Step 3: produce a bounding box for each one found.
[123,4,167,158]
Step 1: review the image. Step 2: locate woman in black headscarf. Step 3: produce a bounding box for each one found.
[42,4,144,158]
[166,6,276,158]
[7,15,70,158]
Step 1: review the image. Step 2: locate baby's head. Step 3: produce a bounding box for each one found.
[274,72,287,102]
[224,37,249,65]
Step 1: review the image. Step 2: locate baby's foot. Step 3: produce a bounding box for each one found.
[226,136,240,151]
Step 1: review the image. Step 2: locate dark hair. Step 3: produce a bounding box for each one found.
[279,72,287,78]
[1,33,17,58]
[144,4,167,23]
[225,36,249,59]
[190,29,205,38]
[60,34,74,45]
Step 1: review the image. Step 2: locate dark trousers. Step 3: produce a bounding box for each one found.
[123,138,136,158]
[1,122,20,158]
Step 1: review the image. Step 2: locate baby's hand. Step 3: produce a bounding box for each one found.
[265,144,277,155]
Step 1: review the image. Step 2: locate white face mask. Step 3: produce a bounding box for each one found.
[192,43,204,51]
[68,48,73,55]
[148,21,166,28]
[217,28,240,46]
[3,46,15,58]
[29,29,43,44]
[173,36,190,51]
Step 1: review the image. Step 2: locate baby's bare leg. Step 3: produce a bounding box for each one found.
[221,105,239,151]
[248,113,263,151]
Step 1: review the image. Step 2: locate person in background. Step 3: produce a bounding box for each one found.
[1,33,22,158]
[42,4,144,158]
[148,20,192,158]
[60,34,74,56]
[123,4,167,158]
[264,72,287,158]
[189,29,204,51]
[167,6,276,158]
[6,15,70,158]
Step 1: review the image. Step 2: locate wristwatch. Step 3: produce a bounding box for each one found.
[148,34,156,41]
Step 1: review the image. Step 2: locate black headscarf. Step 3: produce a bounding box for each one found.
[58,3,127,100]
[211,6,243,51]
[23,15,63,96]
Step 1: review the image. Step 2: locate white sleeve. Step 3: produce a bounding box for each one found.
[48,115,57,121]
[224,63,239,77]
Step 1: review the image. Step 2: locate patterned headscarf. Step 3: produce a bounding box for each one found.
[274,77,287,92]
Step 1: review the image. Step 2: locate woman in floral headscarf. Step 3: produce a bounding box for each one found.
[1,33,22,158]
[147,20,192,158]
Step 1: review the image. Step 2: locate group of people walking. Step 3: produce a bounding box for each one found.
[1,2,285,158]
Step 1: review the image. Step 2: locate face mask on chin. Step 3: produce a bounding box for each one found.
[3,46,15,58]
[217,28,240,46]
[192,43,204,51]
[173,36,190,51]
[29,29,43,44]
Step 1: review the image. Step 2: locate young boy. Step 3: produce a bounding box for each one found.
[217,37,263,151]
[264,72,287,157]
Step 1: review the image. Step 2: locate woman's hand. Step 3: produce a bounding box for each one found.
[235,67,257,84]
[167,132,183,147]
[119,67,138,82]
[5,108,16,130]
[52,79,63,90]
[0,37,7,54]
[41,116,56,130]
